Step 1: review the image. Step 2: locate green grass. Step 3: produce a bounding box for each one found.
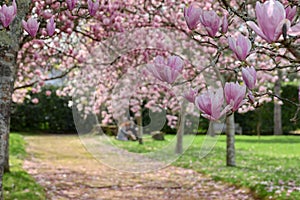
[114,135,300,200]
[110,135,176,153]
[3,133,46,200]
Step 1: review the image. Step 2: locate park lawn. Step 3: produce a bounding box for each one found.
[3,133,46,200]
[115,135,300,200]
[110,134,176,153]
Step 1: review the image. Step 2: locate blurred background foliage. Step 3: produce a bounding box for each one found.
[10,84,299,135]
[11,86,76,133]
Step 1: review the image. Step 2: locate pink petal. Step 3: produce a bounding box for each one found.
[246,21,270,42]
[288,22,300,36]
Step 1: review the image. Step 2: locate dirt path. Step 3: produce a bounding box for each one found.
[23,134,257,200]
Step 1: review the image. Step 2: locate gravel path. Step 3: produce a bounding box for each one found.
[23,134,258,200]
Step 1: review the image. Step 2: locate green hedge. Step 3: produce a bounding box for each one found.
[11,86,76,133]
[235,84,300,135]
[11,84,299,135]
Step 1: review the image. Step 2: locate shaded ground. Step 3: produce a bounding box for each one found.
[23,134,258,200]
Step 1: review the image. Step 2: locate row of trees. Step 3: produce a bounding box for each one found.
[9,83,299,134]
[0,0,299,198]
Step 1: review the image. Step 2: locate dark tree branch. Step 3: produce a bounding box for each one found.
[14,65,79,91]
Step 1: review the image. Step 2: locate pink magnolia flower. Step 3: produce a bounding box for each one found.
[195,88,230,121]
[199,10,221,37]
[285,5,297,22]
[47,16,56,36]
[246,0,290,43]
[183,88,197,103]
[248,91,255,104]
[88,0,99,16]
[0,0,17,28]
[31,88,38,94]
[103,18,111,25]
[221,14,228,34]
[228,34,252,61]
[224,82,246,112]
[66,0,78,11]
[147,55,183,84]
[242,66,257,90]
[45,90,52,96]
[22,18,40,37]
[42,11,52,19]
[32,98,39,104]
[184,4,201,30]
[289,23,300,36]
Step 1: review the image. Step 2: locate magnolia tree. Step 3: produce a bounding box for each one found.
[63,0,300,168]
[178,0,300,166]
[0,0,299,198]
[0,0,146,198]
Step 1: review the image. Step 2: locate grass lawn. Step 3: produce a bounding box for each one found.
[114,134,300,200]
[3,133,46,200]
[110,134,176,153]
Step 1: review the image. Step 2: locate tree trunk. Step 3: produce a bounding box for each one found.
[0,1,31,198]
[3,126,9,173]
[207,121,215,136]
[136,114,143,144]
[226,113,236,167]
[176,101,188,154]
[256,108,261,139]
[175,125,183,154]
[0,43,18,198]
[274,74,282,135]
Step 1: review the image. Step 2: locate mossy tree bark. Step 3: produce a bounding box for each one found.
[0,1,30,198]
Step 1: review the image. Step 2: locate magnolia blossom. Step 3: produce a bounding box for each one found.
[147,55,183,84]
[246,0,290,43]
[46,16,56,36]
[248,91,255,104]
[0,0,17,28]
[88,0,99,16]
[289,23,300,36]
[41,11,52,19]
[224,82,246,112]
[66,0,78,11]
[45,90,52,96]
[184,4,201,30]
[242,67,257,90]
[199,10,221,37]
[285,5,297,22]
[221,14,228,34]
[183,88,197,103]
[32,98,39,104]
[228,34,252,61]
[22,18,40,37]
[195,88,229,121]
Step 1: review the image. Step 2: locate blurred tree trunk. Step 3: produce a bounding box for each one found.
[175,101,185,154]
[136,114,143,144]
[274,72,282,135]
[175,124,183,154]
[256,108,261,139]
[226,113,235,166]
[207,121,215,136]
[176,102,187,154]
